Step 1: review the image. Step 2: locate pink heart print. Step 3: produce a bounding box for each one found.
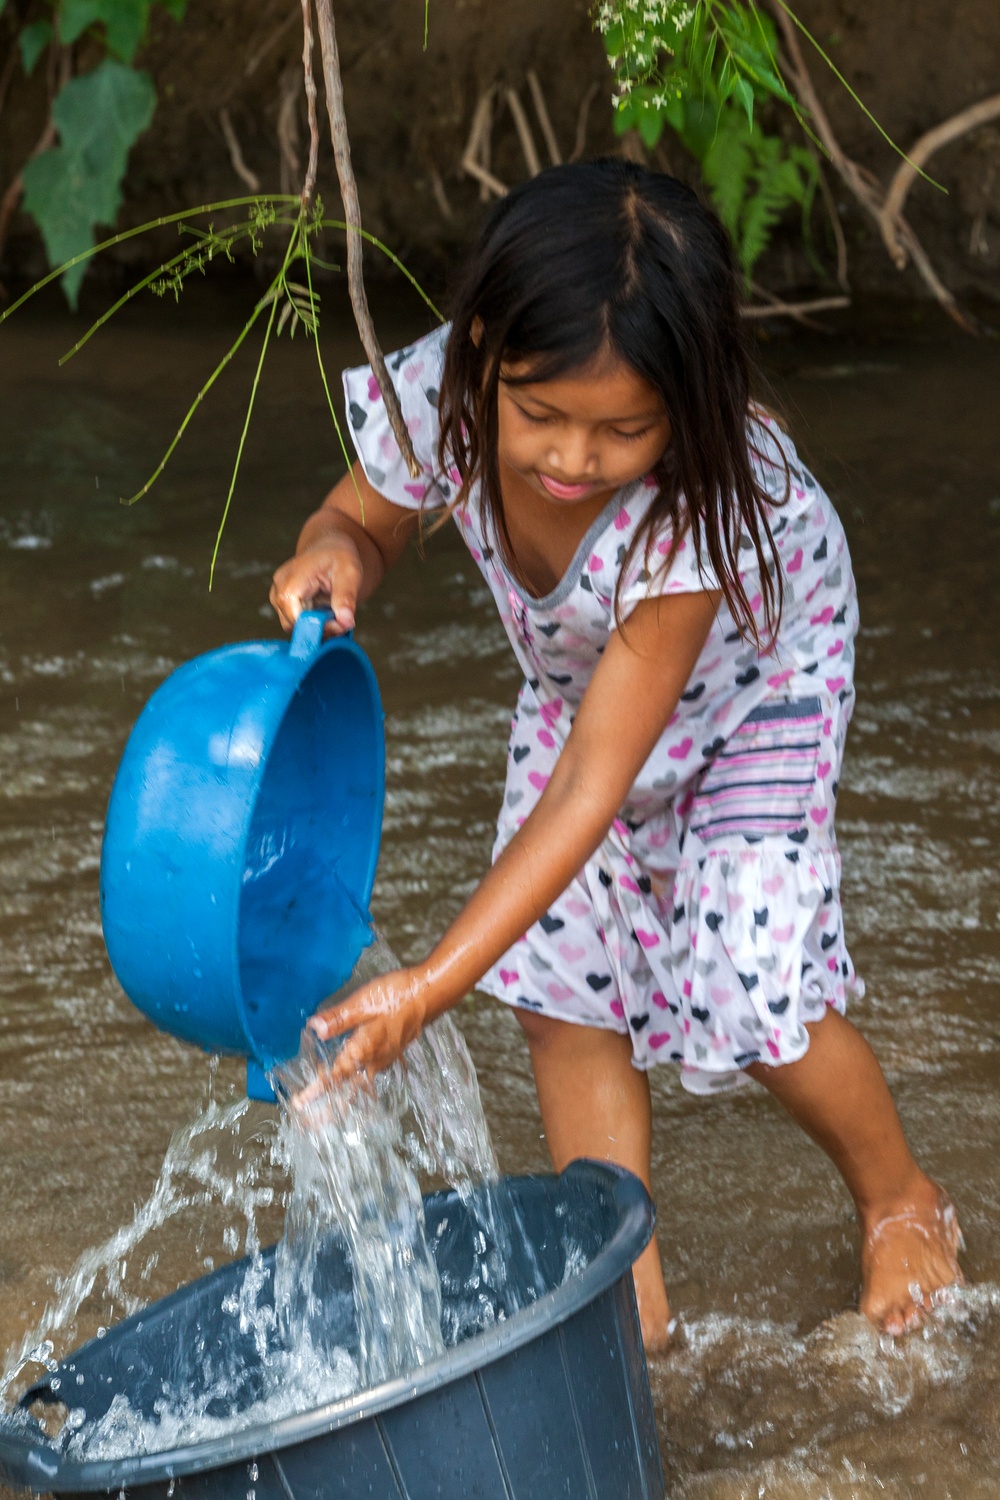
[635,930,660,949]
[668,737,693,760]
[547,982,574,1001]
[540,698,562,728]
[528,771,550,791]
[402,360,425,383]
[614,508,631,531]
[498,968,518,985]
[787,549,803,573]
[558,942,586,963]
[367,374,382,403]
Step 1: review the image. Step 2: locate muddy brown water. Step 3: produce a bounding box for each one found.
[0,284,998,1498]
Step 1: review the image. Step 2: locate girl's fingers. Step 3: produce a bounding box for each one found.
[308,1000,360,1040]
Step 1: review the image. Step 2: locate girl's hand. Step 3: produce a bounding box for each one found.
[270,538,362,636]
[296,967,429,1103]
[269,460,420,635]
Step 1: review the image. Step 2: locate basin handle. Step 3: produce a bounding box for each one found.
[289,608,341,661]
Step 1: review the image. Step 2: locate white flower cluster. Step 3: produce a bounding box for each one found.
[596,0,697,34]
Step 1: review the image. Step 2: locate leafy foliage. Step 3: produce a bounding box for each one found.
[19,19,53,74]
[22,60,156,306]
[58,0,185,64]
[15,0,185,304]
[596,0,819,282]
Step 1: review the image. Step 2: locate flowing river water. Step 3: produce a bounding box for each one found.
[0,282,998,1498]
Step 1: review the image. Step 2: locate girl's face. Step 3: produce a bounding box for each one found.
[496,347,672,507]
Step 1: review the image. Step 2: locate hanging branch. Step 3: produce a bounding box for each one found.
[311,0,421,477]
[298,0,319,206]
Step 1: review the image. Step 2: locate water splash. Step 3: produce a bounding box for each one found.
[1,932,529,1459]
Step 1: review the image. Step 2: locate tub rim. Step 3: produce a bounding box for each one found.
[2,1160,653,1493]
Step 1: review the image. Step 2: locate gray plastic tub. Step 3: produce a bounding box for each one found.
[0,1160,663,1500]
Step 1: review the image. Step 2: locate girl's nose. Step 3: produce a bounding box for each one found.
[546,428,598,479]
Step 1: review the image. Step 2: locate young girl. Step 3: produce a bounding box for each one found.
[270,160,963,1348]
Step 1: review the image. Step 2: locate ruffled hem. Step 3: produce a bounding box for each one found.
[665,837,863,1084]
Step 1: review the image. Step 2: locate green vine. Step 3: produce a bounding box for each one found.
[0,194,443,582]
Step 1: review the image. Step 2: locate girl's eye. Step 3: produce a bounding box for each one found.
[518,407,553,425]
[613,427,651,442]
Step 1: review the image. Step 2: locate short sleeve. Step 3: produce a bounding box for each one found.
[615,415,798,620]
[341,322,451,510]
[616,498,723,620]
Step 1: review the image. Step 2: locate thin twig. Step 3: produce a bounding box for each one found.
[219,108,261,193]
[461,88,507,198]
[571,82,600,162]
[462,155,508,198]
[505,87,541,177]
[245,8,300,77]
[277,63,301,197]
[428,162,454,221]
[880,92,1000,260]
[741,294,850,322]
[313,0,420,477]
[527,70,561,166]
[814,159,849,290]
[298,0,319,205]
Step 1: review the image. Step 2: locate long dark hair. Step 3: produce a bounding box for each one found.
[436,158,785,647]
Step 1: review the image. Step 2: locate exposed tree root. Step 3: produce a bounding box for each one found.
[768,0,989,333]
[219,108,261,194]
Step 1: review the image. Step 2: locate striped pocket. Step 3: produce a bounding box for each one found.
[687,696,822,843]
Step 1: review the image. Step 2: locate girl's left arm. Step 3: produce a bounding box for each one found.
[307,589,721,1084]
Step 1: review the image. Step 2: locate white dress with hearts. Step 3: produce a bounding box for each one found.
[344,326,863,1093]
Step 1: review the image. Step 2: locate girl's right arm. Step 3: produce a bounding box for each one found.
[270,461,422,635]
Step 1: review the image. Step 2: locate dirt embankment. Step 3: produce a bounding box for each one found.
[1,0,998,304]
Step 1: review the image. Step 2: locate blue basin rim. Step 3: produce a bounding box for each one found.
[0,1160,653,1493]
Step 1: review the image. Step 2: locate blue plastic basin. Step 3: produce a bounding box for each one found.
[0,1162,663,1500]
[99,612,385,1100]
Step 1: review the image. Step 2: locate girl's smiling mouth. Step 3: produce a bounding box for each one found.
[537,472,602,502]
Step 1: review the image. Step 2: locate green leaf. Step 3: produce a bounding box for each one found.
[59,0,151,62]
[19,19,52,75]
[22,60,157,306]
[732,74,755,127]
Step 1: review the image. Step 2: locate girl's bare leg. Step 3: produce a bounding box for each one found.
[747,1008,963,1334]
[515,1009,672,1352]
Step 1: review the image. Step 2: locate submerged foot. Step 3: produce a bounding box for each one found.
[859,1177,964,1336]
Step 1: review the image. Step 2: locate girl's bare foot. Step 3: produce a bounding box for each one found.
[859,1176,964,1336]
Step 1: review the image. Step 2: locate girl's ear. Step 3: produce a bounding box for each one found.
[470,316,484,348]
